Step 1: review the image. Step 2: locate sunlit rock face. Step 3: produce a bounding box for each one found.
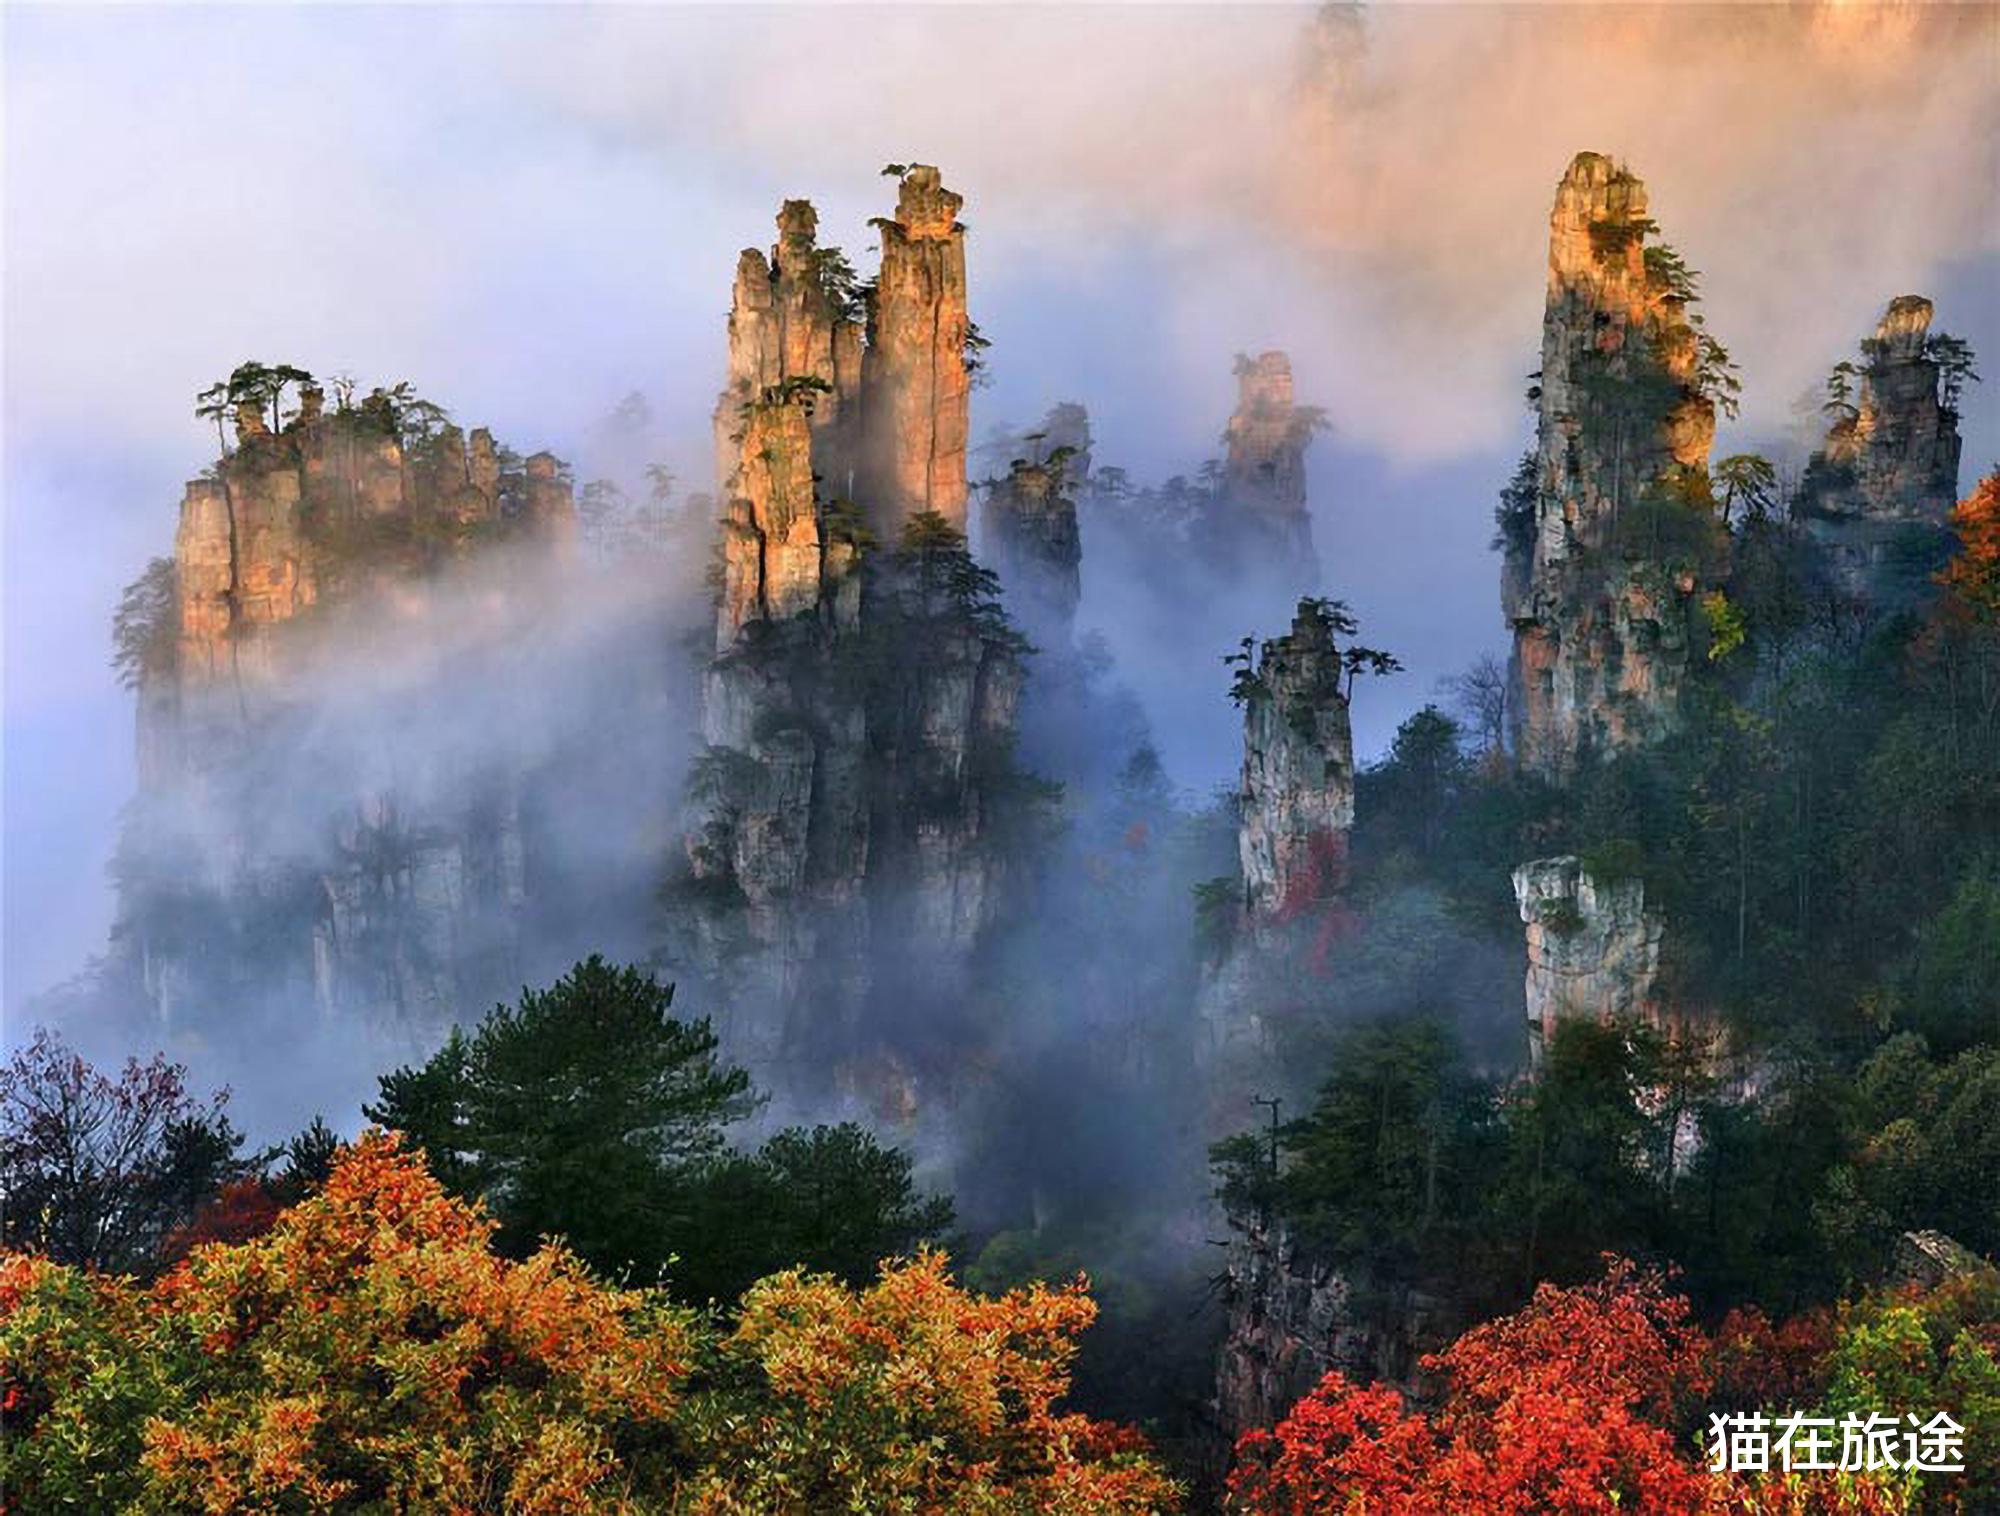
[684,166,1026,1089]
[713,199,866,502]
[1512,855,1663,1062]
[1221,351,1319,577]
[1239,601,1356,928]
[1507,152,1718,778]
[124,392,576,1035]
[1797,295,1964,604]
[981,455,1081,647]
[863,165,971,535]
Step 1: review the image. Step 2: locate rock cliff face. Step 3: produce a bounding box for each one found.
[1512,855,1663,1062]
[713,199,866,504]
[1209,1218,1447,1473]
[864,166,971,534]
[1195,600,1357,1069]
[1221,352,1320,578]
[1797,295,1965,604]
[1506,153,1720,778]
[121,391,576,1035]
[981,454,1081,647]
[1239,601,1356,928]
[683,167,1029,1093]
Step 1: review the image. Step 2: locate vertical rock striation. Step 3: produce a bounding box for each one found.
[121,390,574,1036]
[1239,600,1356,928]
[1797,295,1965,604]
[713,199,866,502]
[1506,152,1720,778]
[1512,855,1663,1062]
[684,166,1030,1095]
[863,166,971,535]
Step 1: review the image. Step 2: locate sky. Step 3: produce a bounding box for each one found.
[4,1,1997,1019]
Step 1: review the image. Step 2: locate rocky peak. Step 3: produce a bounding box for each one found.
[982,453,1081,646]
[1797,294,1965,602]
[1512,855,1662,1063]
[714,199,866,498]
[681,168,1024,1092]
[1218,350,1320,581]
[891,164,963,241]
[715,394,825,643]
[1238,600,1355,927]
[123,379,576,1034]
[864,165,970,533]
[1510,152,1722,777]
[774,197,820,268]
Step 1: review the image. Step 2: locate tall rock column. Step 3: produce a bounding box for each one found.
[1507,151,1720,778]
[1221,351,1321,578]
[864,165,970,535]
[713,199,866,500]
[1797,295,1965,604]
[682,170,1030,1100]
[122,389,576,1036]
[1239,599,1356,927]
[981,454,1081,647]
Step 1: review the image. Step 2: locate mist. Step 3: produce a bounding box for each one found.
[6,3,1997,1185]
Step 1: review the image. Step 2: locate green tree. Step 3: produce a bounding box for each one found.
[1712,452,1777,528]
[110,557,177,690]
[1238,1016,1494,1282]
[1358,707,1470,861]
[365,956,754,1281]
[0,1030,251,1276]
[676,1123,954,1305]
[1903,861,2000,1052]
[1924,331,1981,416]
[1497,1019,1670,1292]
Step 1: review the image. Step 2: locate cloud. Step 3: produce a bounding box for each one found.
[5,2,1996,1013]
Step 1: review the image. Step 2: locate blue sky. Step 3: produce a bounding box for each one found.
[5,2,1996,1016]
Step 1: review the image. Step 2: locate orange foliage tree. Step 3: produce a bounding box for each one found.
[673,1249,1180,1513]
[1942,470,2000,621]
[1227,1256,1948,1516]
[3,1133,1177,1514]
[1229,1257,1716,1515]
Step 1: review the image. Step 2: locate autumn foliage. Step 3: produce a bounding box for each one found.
[674,1251,1178,1513]
[0,1132,1176,1513]
[1942,469,2000,621]
[1227,1256,1994,1516]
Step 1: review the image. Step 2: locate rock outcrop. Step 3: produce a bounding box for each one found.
[1220,351,1320,578]
[1209,1217,1447,1473]
[120,389,576,1036]
[1194,599,1358,1073]
[1797,295,1965,604]
[682,167,1031,1092]
[1505,153,1722,777]
[863,165,971,534]
[981,452,1081,647]
[1512,855,1663,1062]
[713,199,866,503]
[1238,600,1356,928]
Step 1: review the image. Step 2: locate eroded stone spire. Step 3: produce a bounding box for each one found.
[1797,294,1965,602]
[982,454,1081,646]
[1239,600,1355,926]
[714,198,865,499]
[715,396,825,644]
[1222,351,1317,569]
[863,165,970,535]
[1507,152,1719,776]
